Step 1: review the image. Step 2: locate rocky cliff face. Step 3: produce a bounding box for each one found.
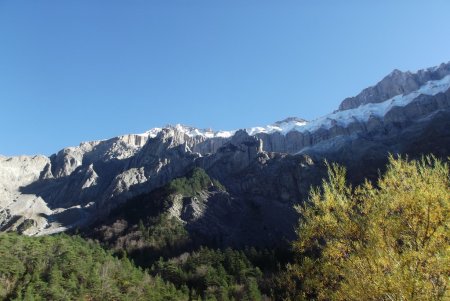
[257,64,450,157]
[338,62,450,111]
[0,155,53,234]
[1,62,449,245]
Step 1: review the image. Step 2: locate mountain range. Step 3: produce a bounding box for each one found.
[1,62,450,248]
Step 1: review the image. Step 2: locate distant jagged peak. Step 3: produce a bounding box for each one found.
[246,117,308,136]
[274,117,308,125]
[386,68,408,77]
[151,124,235,139]
[142,127,163,138]
[137,118,310,142]
[338,61,450,111]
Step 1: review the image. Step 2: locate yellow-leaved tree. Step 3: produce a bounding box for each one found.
[282,155,449,301]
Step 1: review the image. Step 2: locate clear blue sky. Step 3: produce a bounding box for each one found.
[1,1,450,156]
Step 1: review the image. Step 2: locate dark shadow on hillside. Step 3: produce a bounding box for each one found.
[0,215,21,231]
[38,207,90,231]
[19,158,131,209]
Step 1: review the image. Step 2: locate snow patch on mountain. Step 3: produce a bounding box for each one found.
[173,124,235,139]
[286,75,450,134]
[246,117,308,135]
[141,125,234,139]
[142,127,163,138]
[148,117,309,139]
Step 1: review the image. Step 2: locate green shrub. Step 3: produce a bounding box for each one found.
[169,168,225,196]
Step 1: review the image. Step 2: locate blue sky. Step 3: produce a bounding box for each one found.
[1,1,450,156]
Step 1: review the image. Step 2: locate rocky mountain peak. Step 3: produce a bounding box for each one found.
[338,61,450,111]
[387,68,408,77]
[274,117,308,125]
[230,129,261,148]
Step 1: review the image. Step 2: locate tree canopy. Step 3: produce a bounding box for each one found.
[282,155,450,301]
[0,233,187,301]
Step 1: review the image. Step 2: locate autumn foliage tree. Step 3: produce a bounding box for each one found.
[283,155,450,300]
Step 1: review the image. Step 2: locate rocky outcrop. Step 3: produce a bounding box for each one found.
[0,155,53,233]
[339,62,450,111]
[50,134,150,178]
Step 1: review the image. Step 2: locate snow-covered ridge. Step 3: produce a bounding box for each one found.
[295,74,450,133]
[170,125,235,139]
[46,74,450,157]
[246,117,308,135]
[136,117,308,140]
[138,74,449,140]
[139,124,234,139]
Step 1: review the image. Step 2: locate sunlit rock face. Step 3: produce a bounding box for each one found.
[338,62,450,111]
[0,62,449,244]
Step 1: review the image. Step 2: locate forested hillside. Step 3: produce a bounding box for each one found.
[0,233,187,301]
[0,156,448,300]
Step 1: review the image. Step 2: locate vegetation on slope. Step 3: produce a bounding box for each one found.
[168,167,225,197]
[0,233,187,301]
[90,168,225,265]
